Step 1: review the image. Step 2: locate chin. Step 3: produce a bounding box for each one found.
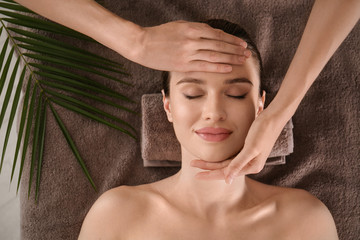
[192,146,241,162]
[198,153,236,162]
[180,136,244,162]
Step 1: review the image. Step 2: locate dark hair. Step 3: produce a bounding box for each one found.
[162,19,263,96]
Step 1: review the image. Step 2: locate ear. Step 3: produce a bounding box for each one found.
[256,90,266,116]
[162,90,173,122]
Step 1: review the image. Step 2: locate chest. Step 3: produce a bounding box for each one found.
[123,209,296,240]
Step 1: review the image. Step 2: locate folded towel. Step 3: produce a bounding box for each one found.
[141,93,294,167]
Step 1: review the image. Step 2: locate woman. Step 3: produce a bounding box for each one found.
[78,20,338,239]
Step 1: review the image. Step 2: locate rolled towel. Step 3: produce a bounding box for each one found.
[141,93,294,167]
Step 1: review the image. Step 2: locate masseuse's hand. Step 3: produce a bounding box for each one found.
[134,20,251,72]
[191,109,287,183]
[15,1,250,73]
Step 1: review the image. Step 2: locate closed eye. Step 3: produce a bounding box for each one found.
[227,94,247,99]
[184,94,203,99]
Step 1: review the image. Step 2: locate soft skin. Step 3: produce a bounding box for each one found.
[79,59,338,240]
[163,57,265,164]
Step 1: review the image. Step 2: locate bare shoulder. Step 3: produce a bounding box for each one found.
[248,178,338,239]
[78,184,156,240]
[276,187,339,240]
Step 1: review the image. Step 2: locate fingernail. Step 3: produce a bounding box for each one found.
[244,50,251,57]
[226,175,234,185]
[240,41,247,48]
[224,65,232,72]
[238,56,245,63]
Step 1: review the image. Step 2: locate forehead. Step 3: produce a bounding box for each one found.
[170,57,260,87]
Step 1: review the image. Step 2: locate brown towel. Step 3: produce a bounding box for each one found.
[141,93,294,167]
[19,2,359,239]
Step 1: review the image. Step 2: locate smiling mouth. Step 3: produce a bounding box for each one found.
[195,128,232,142]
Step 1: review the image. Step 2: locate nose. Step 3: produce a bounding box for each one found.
[201,95,227,122]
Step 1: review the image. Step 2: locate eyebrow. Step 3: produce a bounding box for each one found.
[176,77,253,86]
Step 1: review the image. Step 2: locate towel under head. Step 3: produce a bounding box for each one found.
[141,93,294,167]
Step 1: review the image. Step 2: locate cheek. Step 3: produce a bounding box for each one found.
[229,99,257,139]
[170,100,199,135]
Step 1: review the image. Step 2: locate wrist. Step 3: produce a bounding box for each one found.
[106,19,144,60]
[262,100,294,127]
[266,71,313,121]
[87,6,144,61]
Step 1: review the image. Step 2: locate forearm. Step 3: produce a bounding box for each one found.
[14,0,143,59]
[268,0,360,120]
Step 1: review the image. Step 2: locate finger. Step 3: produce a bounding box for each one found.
[195,170,225,181]
[224,150,259,183]
[194,39,249,57]
[200,25,248,48]
[191,159,232,170]
[186,60,233,73]
[238,160,255,175]
[237,158,265,175]
[191,50,246,65]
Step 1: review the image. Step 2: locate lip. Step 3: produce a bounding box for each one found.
[195,127,232,142]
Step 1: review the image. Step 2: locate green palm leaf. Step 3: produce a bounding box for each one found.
[35,99,47,202]
[29,63,126,95]
[38,78,135,112]
[34,69,132,102]
[17,84,37,193]
[49,103,96,191]
[11,76,31,182]
[46,89,136,136]
[0,2,33,13]
[0,45,14,96]
[0,10,93,41]
[50,97,136,140]
[24,53,131,85]
[0,66,25,173]
[15,37,127,74]
[0,55,19,128]
[0,35,9,70]
[28,91,43,198]
[0,0,135,199]
[8,27,124,69]
[0,55,20,171]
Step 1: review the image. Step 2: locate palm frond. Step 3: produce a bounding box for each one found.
[0,55,19,171]
[45,88,136,133]
[49,102,96,191]
[47,90,136,137]
[24,53,131,85]
[35,99,46,202]
[0,0,135,199]
[28,90,43,198]
[34,70,132,102]
[15,36,127,74]
[11,75,31,182]
[17,84,37,193]
[8,27,124,69]
[39,78,135,111]
[0,45,14,96]
[0,55,19,128]
[0,9,94,41]
[0,2,33,14]
[0,35,9,69]
[0,66,25,173]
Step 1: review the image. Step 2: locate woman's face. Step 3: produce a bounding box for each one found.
[163,58,265,162]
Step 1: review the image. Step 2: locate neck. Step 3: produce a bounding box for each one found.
[167,149,254,219]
